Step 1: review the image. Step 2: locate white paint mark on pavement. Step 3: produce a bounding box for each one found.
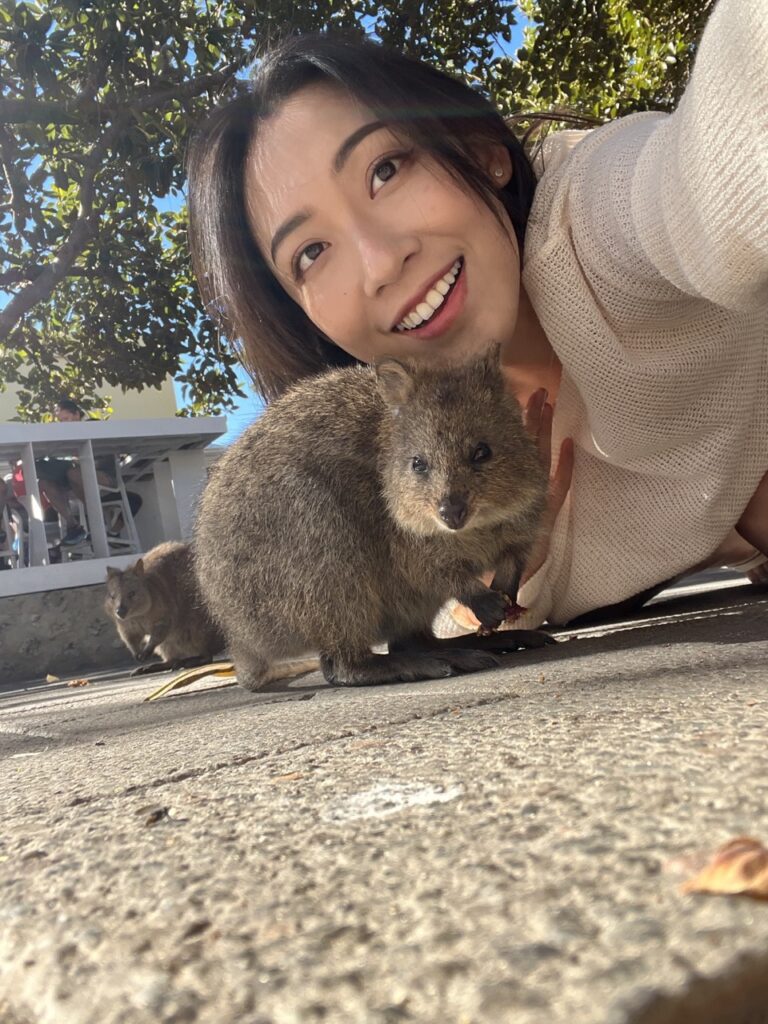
[322,781,464,823]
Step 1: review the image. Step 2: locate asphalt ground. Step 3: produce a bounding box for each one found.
[1,576,767,1024]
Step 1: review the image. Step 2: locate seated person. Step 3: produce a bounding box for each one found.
[54,399,143,537]
[13,458,86,546]
[11,398,143,546]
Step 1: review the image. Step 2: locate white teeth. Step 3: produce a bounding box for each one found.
[396,258,462,331]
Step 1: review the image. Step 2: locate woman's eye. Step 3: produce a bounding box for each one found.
[371,154,405,196]
[295,241,327,277]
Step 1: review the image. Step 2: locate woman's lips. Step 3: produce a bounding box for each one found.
[396,260,467,341]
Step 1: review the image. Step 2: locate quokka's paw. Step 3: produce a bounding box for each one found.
[471,589,528,635]
[468,589,509,634]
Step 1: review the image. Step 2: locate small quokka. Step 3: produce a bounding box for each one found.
[105,541,224,675]
[194,345,552,691]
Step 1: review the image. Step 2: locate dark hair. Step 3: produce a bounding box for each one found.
[188,33,538,402]
[55,398,83,417]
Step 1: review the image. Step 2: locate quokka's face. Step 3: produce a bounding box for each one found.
[105,572,151,620]
[386,426,545,536]
[382,368,547,537]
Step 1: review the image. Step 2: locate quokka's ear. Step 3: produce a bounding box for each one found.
[376,357,415,411]
[106,566,121,580]
[474,342,504,391]
[133,558,145,577]
[482,342,502,368]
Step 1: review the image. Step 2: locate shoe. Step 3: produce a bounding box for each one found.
[60,525,87,546]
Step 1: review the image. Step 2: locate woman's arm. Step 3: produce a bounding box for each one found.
[529,0,767,315]
[629,0,768,310]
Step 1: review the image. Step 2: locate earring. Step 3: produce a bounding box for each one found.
[493,167,503,177]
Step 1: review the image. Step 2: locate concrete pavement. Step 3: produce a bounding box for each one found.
[1,579,768,1023]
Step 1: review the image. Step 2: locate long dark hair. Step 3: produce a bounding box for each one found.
[187,34,539,402]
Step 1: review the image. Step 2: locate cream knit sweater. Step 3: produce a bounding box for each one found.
[488,0,767,627]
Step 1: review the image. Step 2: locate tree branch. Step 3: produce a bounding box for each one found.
[0,124,122,343]
[0,125,30,233]
[0,266,123,287]
[0,57,250,127]
[0,98,85,125]
[125,58,250,114]
[0,54,252,342]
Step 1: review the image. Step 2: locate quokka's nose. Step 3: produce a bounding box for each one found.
[116,605,127,619]
[438,496,469,530]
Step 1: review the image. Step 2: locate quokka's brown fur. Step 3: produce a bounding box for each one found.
[194,346,550,691]
[105,541,224,674]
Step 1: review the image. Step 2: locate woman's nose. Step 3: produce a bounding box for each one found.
[357,225,420,298]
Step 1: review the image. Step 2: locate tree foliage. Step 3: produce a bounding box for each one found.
[1,0,713,419]
[498,0,716,119]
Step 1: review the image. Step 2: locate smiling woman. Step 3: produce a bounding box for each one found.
[186,36,544,401]
[187,6,768,630]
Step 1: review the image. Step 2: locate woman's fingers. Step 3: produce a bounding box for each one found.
[520,437,575,586]
[524,388,548,444]
[747,562,768,585]
[538,401,553,473]
[548,437,574,518]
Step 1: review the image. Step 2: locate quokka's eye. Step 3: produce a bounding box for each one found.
[411,455,429,475]
[471,442,492,463]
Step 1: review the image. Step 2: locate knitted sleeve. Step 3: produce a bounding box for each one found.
[549,0,768,315]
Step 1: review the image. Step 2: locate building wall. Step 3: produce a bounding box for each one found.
[0,378,178,422]
[0,582,135,682]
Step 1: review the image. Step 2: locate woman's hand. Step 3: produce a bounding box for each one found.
[520,387,574,585]
[448,388,573,630]
[737,467,768,560]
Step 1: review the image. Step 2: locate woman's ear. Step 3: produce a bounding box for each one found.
[474,143,513,187]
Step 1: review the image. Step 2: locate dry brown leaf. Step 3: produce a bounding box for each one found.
[67,678,90,688]
[682,836,768,899]
[45,673,60,683]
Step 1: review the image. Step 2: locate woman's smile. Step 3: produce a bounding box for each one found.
[392,256,467,339]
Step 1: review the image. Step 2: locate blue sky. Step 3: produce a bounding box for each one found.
[191,19,529,448]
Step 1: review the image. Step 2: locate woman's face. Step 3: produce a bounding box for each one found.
[245,84,522,365]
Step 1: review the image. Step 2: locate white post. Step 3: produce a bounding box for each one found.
[151,460,182,541]
[19,443,48,566]
[78,441,109,558]
[166,449,208,540]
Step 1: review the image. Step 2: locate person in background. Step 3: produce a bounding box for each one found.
[52,398,143,537]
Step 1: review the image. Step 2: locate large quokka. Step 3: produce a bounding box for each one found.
[105,541,225,675]
[195,346,552,691]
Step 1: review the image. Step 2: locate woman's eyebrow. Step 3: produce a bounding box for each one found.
[333,119,387,172]
[269,120,388,264]
[271,211,311,264]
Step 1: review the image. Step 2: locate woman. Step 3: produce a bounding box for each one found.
[187,0,768,629]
